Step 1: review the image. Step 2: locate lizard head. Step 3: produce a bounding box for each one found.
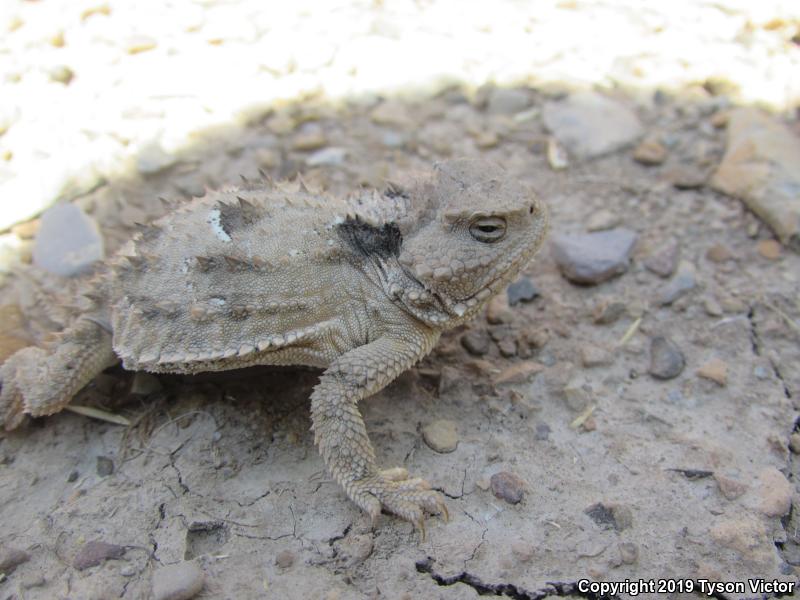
[396,158,549,326]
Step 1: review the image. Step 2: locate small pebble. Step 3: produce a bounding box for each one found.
[551,228,638,285]
[152,562,205,600]
[534,422,551,441]
[291,128,327,151]
[49,65,74,85]
[633,137,667,165]
[648,336,685,380]
[563,377,591,411]
[0,546,31,574]
[643,238,679,278]
[697,358,728,386]
[584,503,616,529]
[255,147,281,169]
[586,209,620,232]
[592,299,626,325]
[275,549,294,569]
[706,244,733,263]
[703,297,723,317]
[618,542,638,564]
[486,88,530,115]
[96,456,114,477]
[757,239,781,260]
[496,338,517,358]
[667,164,706,189]
[657,260,696,305]
[521,327,550,349]
[474,130,499,149]
[370,101,412,127]
[546,137,569,170]
[421,419,459,453]
[753,365,769,380]
[506,277,539,305]
[461,330,491,356]
[788,433,800,454]
[714,473,748,500]
[580,344,613,368]
[490,472,525,504]
[486,294,513,324]
[493,361,544,385]
[305,147,347,167]
[67,470,79,482]
[73,540,126,570]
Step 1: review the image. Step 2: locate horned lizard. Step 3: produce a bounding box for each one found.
[0,158,548,531]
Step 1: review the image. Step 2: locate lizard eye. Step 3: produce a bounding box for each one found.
[469,216,506,243]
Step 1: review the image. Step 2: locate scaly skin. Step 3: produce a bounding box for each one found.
[0,158,549,532]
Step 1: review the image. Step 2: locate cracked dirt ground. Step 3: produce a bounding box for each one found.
[1,85,799,600]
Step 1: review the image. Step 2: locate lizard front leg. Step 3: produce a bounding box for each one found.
[1,317,117,430]
[310,328,448,533]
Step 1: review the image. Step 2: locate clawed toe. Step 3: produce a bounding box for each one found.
[365,472,449,537]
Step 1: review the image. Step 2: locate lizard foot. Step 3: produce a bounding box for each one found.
[350,467,449,538]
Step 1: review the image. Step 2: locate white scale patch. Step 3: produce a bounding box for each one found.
[208,207,232,242]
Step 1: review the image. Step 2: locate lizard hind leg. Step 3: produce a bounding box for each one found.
[0,318,117,430]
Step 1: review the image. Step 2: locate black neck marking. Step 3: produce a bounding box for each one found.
[337,217,403,261]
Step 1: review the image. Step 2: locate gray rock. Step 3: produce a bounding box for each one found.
[421,419,459,453]
[73,540,126,570]
[543,92,643,159]
[152,562,205,600]
[305,147,347,167]
[551,228,638,284]
[490,471,525,504]
[32,204,104,277]
[96,456,114,477]
[486,88,531,115]
[657,260,697,305]
[648,336,685,379]
[644,238,679,278]
[461,330,491,356]
[506,277,539,305]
